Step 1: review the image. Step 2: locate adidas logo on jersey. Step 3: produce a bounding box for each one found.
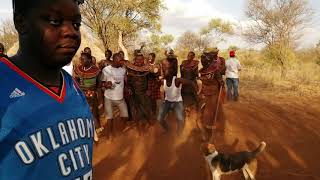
[10,88,26,99]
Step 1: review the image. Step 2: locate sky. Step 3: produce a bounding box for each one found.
[1,0,320,49]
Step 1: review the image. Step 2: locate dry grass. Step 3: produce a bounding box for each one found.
[240,61,320,98]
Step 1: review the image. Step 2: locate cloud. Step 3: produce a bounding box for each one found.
[161,0,240,36]
[0,9,12,14]
[161,0,320,49]
[1,0,319,49]
[161,0,250,49]
[0,9,12,21]
[298,27,320,48]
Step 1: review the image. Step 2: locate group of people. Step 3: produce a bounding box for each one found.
[0,34,242,144]
[73,45,242,143]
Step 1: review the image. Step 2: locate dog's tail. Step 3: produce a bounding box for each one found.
[252,141,266,156]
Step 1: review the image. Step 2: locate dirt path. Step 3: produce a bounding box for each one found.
[93,92,320,180]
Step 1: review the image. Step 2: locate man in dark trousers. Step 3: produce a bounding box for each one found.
[226,50,241,101]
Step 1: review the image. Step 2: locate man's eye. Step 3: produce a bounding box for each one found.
[73,22,82,29]
[49,19,62,26]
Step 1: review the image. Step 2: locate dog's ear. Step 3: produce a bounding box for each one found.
[207,143,216,152]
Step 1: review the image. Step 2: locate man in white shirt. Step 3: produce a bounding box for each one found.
[225,50,241,101]
[157,58,194,133]
[101,53,129,137]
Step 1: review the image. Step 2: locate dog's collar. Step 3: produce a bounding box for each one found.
[205,151,218,162]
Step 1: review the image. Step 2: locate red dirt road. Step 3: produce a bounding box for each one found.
[93,92,320,180]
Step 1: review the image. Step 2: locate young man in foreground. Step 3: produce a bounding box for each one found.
[0,0,94,179]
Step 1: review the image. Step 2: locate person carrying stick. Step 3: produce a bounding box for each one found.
[198,47,226,143]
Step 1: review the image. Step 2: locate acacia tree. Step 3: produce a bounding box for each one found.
[244,0,313,77]
[147,33,174,54]
[81,0,164,51]
[200,18,234,48]
[176,31,200,52]
[176,18,234,53]
[0,19,18,53]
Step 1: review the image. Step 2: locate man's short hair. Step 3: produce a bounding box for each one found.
[13,0,35,15]
[106,49,113,56]
[12,0,84,15]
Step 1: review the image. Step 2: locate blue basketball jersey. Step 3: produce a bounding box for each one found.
[0,57,94,180]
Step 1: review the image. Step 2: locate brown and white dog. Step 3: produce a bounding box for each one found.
[201,142,266,180]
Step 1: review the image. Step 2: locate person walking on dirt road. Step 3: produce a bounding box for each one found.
[226,50,241,101]
[180,51,199,109]
[198,48,226,142]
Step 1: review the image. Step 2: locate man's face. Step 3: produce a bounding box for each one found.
[113,55,121,67]
[163,62,177,78]
[105,51,111,59]
[84,47,91,55]
[148,54,155,64]
[81,54,91,67]
[22,0,81,68]
[212,52,218,59]
[201,54,210,68]
[134,55,145,67]
[187,52,195,61]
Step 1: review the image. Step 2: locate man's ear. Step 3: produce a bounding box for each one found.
[14,13,28,35]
